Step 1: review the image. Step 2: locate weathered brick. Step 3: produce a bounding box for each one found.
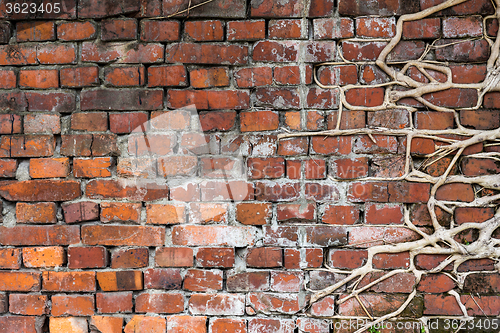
[234,67,272,87]
[166,43,248,64]
[253,41,299,62]
[42,271,95,292]
[0,225,80,246]
[68,246,108,269]
[81,88,163,110]
[190,67,229,88]
[57,21,97,40]
[141,20,180,41]
[97,270,143,291]
[124,316,166,333]
[104,65,145,87]
[190,293,245,315]
[136,292,184,313]
[269,19,306,39]
[167,316,207,333]
[144,268,182,290]
[22,246,65,267]
[251,0,305,17]
[9,294,48,315]
[82,225,165,246]
[96,292,133,313]
[90,316,123,333]
[52,295,94,316]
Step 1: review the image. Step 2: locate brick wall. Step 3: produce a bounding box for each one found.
[0,0,500,332]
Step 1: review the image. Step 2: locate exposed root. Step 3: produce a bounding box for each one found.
[279,0,500,330]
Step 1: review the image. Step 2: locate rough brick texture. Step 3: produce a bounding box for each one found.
[0,0,498,330]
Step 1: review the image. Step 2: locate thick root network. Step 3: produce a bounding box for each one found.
[278,0,500,332]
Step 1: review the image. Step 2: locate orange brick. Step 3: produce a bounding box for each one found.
[42,271,96,292]
[73,157,112,178]
[52,295,94,316]
[97,271,143,291]
[236,202,272,225]
[147,204,185,224]
[91,316,123,333]
[125,315,166,333]
[0,248,21,269]
[190,67,229,88]
[49,317,88,333]
[100,202,142,223]
[22,246,65,268]
[0,69,16,89]
[30,157,70,178]
[156,247,193,267]
[16,21,55,42]
[19,69,58,89]
[9,294,48,315]
[16,202,57,224]
[167,316,207,333]
[0,272,40,291]
[57,21,97,41]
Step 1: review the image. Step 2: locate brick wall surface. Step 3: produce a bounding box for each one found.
[0,0,499,332]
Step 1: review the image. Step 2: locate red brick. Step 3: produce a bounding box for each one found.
[236,202,272,225]
[322,205,360,225]
[82,41,163,63]
[189,293,245,315]
[270,271,303,292]
[0,248,21,269]
[274,65,300,85]
[0,44,37,65]
[97,270,143,291]
[248,318,294,333]
[373,252,410,269]
[330,157,368,179]
[327,111,367,131]
[147,204,185,225]
[367,109,410,129]
[157,155,197,177]
[340,293,423,317]
[68,246,107,269]
[228,20,265,41]
[247,293,300,314]
[329,249,368,269]
[109,112,148,134]
[277,203,315,222]
[234,67,272,87]
[0,69,16,89]
[356,17,395,38]
[144,268,182,290]
[104,65,145,87]
[0,271,40,291]
[247,157,285,179]
[74,157,112,178]
[255,182,300,202]
[37,43,76,64]
[96,292,133,313]
[23,114,60,135]
[247,247,282,268]
[421,0,494,15]
[269,19,305,39]
[196,248,234,268]
[317,64,358,86]
[136,292,184,313]
[124,315,166,333]
[435,39,489,62]
[140,20,180,41]
[22,246,65,268]
[190,67,229,88]
[62,201,99,224]
[311,136,352,155]
[251,0,305,17]
[167,316,206,333]
[345,87,384,107]
[71,112,107,131]
[303,41,335,62]
[418,274,456,293]
[241,111,279,132]
[189,202,228,224]
[0,179,80,202]
[82,225,165,246]
[155,247,193,267]
[185,20,223,41]
[0,114,23,134]
[278,137,308,156]
[199,111,236,132]
[78,0,139,18]
[353,135,399,154]
[253,41,299,62]
[16,202,57,224]
[210,318,247,333]
[100,202,141,223]
[151,110,190,130]
[9,294,47,315]
[0,316,43,333]
[16,21,55,42]
[167,89,250,110]
[435,183,475,202]
[19,69,58,89]
[403,18,441,39]
[313,17,354,39]
[81,88,163,110]
[387,182,431,203]
[101,18,137,41]
[30,157,70,178]
[348,226,420,248]
[57,21,96,41]
[199,180,253,201]
[90,316,123,333]
[166,43,248,64]
[0,158,16,177]
[365,203,403,224]
[172,225,255,247]
[111,247,148,269]
[461,108,500,130]
[455,207,495,225]
[284,111,301,129]
[86,179,168,201]
[443,16,483,38]
[42,271,95,292]
[184,269,223,292]
[340,0,419,15]
[227,271,269,292]
[342,41,387,61]
[52,295,94,316]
